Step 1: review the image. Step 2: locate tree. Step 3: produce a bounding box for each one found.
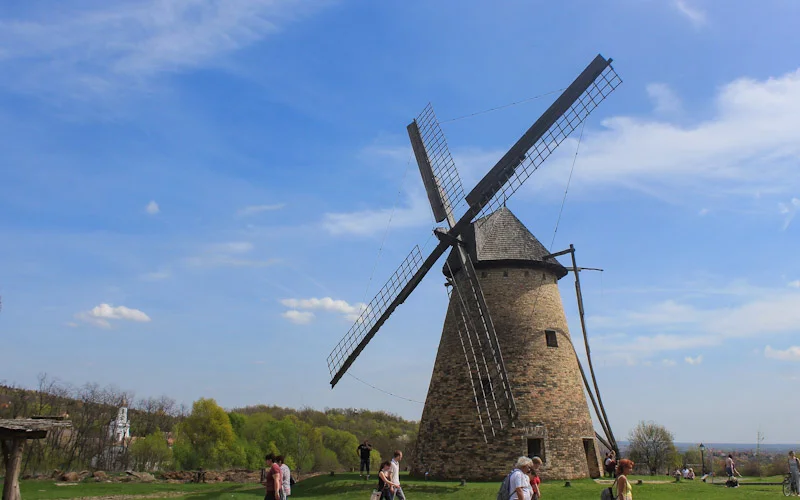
[172,398,245,469]
[320,427,359,470]
[130,430,172,471]
[627,421,677,475]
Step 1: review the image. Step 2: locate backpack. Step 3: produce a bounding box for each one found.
[600,480,616,500]
[496,471,513,500]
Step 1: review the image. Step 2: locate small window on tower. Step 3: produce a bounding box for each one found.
[503,270,509,277]
[481,271,487,278]
[524,271,530,277]
[545,330,558,348]
[527,438,546,462]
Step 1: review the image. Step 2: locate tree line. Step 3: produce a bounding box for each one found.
[0,375,417,475]
[625,420,793,477]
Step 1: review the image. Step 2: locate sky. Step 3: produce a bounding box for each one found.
[1,0,799,445]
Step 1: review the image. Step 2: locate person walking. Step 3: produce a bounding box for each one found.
[507,456,534,500]
[377,461,395,500]
[389,450,406,500]
[263,454,283,500]
[525,456,543,500]
[358,440,373,479]
[615,459,634,500]
[277,455,291,498]
[789,451,800,496]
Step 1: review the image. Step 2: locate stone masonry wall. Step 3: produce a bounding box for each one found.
[410,265,602,480]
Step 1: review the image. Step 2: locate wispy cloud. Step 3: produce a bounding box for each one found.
[590,283,800,360]
[490,69,800,211]
[661,359,677,367]
[646,83,683,115]
[186,241,278,268]
[237,204,286,216]
[140,269,171,281]
[75,303,151,328]
[684,355,703,365]
[145,200,160,215]
[673,0,706,27]
[282,310,314,325]
[765,345,800,362]
[0,0,329,99]
[788,280,800,288]
[280,297,367,323]
[322,191,431,236]
[779,197,800,229]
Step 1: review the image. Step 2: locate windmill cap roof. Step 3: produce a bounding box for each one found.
[443,206,568,279]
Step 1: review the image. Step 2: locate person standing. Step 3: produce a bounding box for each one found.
[263,454,283,500]
[277,455,291,498]
[615,459,634,500]
[389,450,406,500]
[789,451,800,496]
[358,440,373,479]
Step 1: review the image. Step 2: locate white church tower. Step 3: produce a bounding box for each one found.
[109,400,131,444]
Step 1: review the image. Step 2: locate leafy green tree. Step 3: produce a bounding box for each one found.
[228,412,246,438]
[320,427,359,470]
[173,398,245,469]
[627,421,677,475]
[129,430,172,472]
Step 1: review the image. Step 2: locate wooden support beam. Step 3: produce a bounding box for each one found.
[2,438,25,500]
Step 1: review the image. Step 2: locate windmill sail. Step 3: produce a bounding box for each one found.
[460,55,621,227]
[327,242,450,387]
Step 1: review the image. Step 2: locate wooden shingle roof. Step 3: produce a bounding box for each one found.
[444,207,567,279]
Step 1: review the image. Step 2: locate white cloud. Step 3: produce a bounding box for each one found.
[673,0,706,27]
[282,310,314,325]
[0,1,328,98]
[322,191,432,236]
[684,355,703,365]
[280,297,367,323]
[788,280,800,288]
[646,83,682,115]
[488,69,800,213]
[75,303,151,328]
[145,200,160,215]
[765,345,800,362]
[698,208,709,216]
[662,359,677,367]
[237,204,286,216]
[590,284,800,360]
[779,197,800,229]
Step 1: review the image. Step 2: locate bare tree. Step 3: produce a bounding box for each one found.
[627,421,677,475]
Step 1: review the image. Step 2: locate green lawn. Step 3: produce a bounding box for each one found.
[15,473,790,499]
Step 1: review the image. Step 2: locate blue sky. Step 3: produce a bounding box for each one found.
[1,0,799,445]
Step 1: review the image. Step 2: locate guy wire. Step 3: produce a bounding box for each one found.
[346,372,424,405]
[360,153,413,305]
[440,88,566,123]
[549,119,586,250]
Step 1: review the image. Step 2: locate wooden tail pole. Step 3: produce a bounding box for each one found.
[569,244,619,456]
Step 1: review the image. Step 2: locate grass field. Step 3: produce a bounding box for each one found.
[15,473,791,499]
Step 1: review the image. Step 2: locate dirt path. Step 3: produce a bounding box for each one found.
[70,492,193,500]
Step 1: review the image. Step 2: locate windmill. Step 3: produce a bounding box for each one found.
[327,54,622,479]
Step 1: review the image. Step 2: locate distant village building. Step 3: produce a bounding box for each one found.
[109,401,131,444]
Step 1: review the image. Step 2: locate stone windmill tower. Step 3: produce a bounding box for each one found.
[327,54,622,480]
[414,207,601,479]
